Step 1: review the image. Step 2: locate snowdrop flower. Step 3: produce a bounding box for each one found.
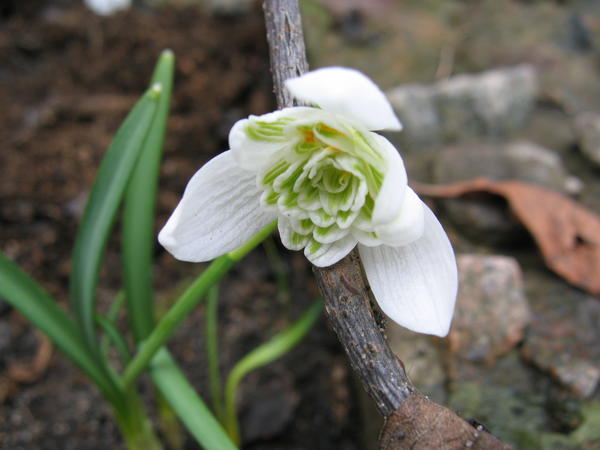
[84,0,130,16]
[159,67,457,336]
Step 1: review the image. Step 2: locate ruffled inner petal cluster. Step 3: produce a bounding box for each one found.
[232,109,424,266]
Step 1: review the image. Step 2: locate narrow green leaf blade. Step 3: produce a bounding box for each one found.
[223,300,323,443]
[226,300,323,392]
[0,253,112,395]
[70,85,162,352]
[150,348,238,450]
[123,49,175,342]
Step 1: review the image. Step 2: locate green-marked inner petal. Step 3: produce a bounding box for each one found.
[255,109,404,257]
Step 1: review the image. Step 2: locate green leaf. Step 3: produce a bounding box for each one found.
[95,314,131,365]
[123,49,175,342]
[70,84,162,355]
[0,253,115,399]
[223,300,323,444]
[150,348,238,450]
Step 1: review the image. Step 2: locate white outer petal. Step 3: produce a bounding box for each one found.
[285,67,402,131]
[358,206,457,337]
[375,188,424,247]
[369,133,407,225]
[305,235,358,267]
[85,0,130,15]
[158,151,276,261]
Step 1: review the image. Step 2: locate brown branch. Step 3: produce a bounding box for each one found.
[263,0,308,108]
[262,1,513,448]
[313,250,414,415]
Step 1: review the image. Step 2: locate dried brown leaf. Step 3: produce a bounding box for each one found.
[379,392,513,449]
[414,178,600,295]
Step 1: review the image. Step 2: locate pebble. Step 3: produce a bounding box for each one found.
[574,112,600,168]
[448,255,531,364]
[387,65,538,151]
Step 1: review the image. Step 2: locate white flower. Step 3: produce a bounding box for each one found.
[159,67,457,336]
[84,0,130,15]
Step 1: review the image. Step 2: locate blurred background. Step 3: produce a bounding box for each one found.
[1,0,600,448]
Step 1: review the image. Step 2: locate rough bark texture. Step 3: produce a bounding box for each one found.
[263,0,308,108]
[313,250,414,415]
[262,1,513,448]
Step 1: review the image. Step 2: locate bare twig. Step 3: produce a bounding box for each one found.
[262,1,512,447]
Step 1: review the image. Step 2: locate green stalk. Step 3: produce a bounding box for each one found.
[223,300,323,444]
[122,221,277,387]
[112,388,163,450]
[205,285,224,421]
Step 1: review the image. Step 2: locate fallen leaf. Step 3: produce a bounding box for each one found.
[379,392,513,449]
[413,178,600,295]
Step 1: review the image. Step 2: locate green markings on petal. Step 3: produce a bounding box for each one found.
[351,128,385,163]
[276,163,306,192]
[354,160,383,196]
[306,240,322,255]
[245,117,294,143]
[309,209,335,228]
[322,166,350,194]
[297,186,321,211]
[291,232,308,248]
[262,160,290,186]
[313,223,349,244]
[315,122,343,139]
[362,195,375,220]
[260,189,279,207]
[280,192,299,209]
[299,218,314,233]
[336,209,358,229]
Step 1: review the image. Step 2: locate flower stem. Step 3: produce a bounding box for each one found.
[122,221,277,387]
[113,388,163,450]
[205,284,224,421]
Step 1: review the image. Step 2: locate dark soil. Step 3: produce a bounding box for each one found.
[0,2,363,449]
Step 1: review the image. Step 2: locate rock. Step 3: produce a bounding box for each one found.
[432,141,582,243]
[387,65,538,151]
[385,84,440,150]
[386,324,446,403]
[574,112,600,168]
[447,381,549,448]
[434,141,581,194]
[522,269,600,398]
[448,255,530,364]
[519,108,577,153]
